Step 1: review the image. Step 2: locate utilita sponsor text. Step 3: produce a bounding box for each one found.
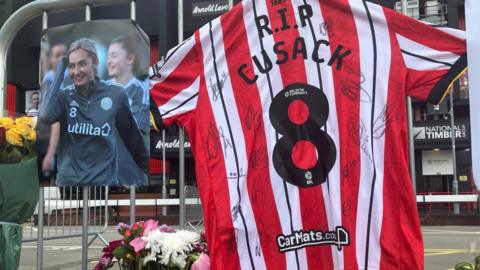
[68,122,111,137]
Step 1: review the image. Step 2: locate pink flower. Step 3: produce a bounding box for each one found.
[115,222,130,233]
[94,254,113,270]
[102,240,122,255]
[129,237,146,252]
[99,254,112,266]
[192,253,210,270]
[159,224,175,233]
[143,219,158,235]
[128,220,159,253]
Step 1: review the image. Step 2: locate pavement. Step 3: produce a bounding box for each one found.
[17,226,480,269]
[19,227,118,270]
[424,226,480,270]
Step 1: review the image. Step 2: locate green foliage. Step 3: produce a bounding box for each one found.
[113,246,130,259]
[475,255,480,265]
[454,261,476,270]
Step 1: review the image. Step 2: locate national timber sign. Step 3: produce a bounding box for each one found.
[413,120,470,142]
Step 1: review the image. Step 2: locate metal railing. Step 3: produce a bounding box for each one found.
[416,192,480,215]
[22,186,109,243]
[185,185,204,231]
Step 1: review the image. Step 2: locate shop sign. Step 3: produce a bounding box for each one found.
[150,133,192,156]
[413,120,469,142]
[192,0,229,16]
[422,150,453,176]
[155,138,191,150]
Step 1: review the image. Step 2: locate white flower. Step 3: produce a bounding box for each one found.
[142,230,163,265]
[176,230,200,245]
[158,233,191,268]
[143,251,157,265]
[141,229,201,268]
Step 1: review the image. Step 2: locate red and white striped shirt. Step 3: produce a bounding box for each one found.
[150,0,467,269]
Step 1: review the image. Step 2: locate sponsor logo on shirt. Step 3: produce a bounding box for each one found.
[276,226,350,252]
[67,122,111,137]
[70,100,79,107]
[284,87,307,98]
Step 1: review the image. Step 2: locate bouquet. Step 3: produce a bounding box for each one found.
[95,220,210,270]
[0,114,38,270]
[0,115,36,164]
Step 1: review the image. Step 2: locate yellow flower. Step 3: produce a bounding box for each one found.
[13,123,31,137]
[0,117,14,130]
[26,130,36,141]
[6,128,23,146]
[15,116,34,127]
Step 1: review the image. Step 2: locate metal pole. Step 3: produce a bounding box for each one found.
[402,0,417,194]
[162,129,167,216]
[179,127,185,229]
[130,0,136,22]
[178,0,186,230]
[36,188,45,270]
[129,0,137,225]
[36,13,48,269]
[0,0,130,112]
[130,187,135,224]
[178,0,183,45]
[82,186,89,270]
[401,0,408,15]
[450,91,460,214]
[102,186,109,243]
[81,6,91,270]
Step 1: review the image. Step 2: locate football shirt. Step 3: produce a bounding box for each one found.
[150,0,467,269]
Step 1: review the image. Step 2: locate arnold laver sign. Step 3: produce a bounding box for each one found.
[192,0,229,16]
[155,138,191,150]
[413,121,469,142]
[150,133,192,156]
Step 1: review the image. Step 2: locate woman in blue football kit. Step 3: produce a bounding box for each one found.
[40,38,148,186]
[106,35,149,136]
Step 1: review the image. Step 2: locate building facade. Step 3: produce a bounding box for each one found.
[393,0,474,194]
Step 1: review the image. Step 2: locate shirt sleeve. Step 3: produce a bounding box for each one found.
[385,9,467,104]
[116,90,149,174]
[149,35,202,131]
[129,85,149,135]
[39,58,67,125]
